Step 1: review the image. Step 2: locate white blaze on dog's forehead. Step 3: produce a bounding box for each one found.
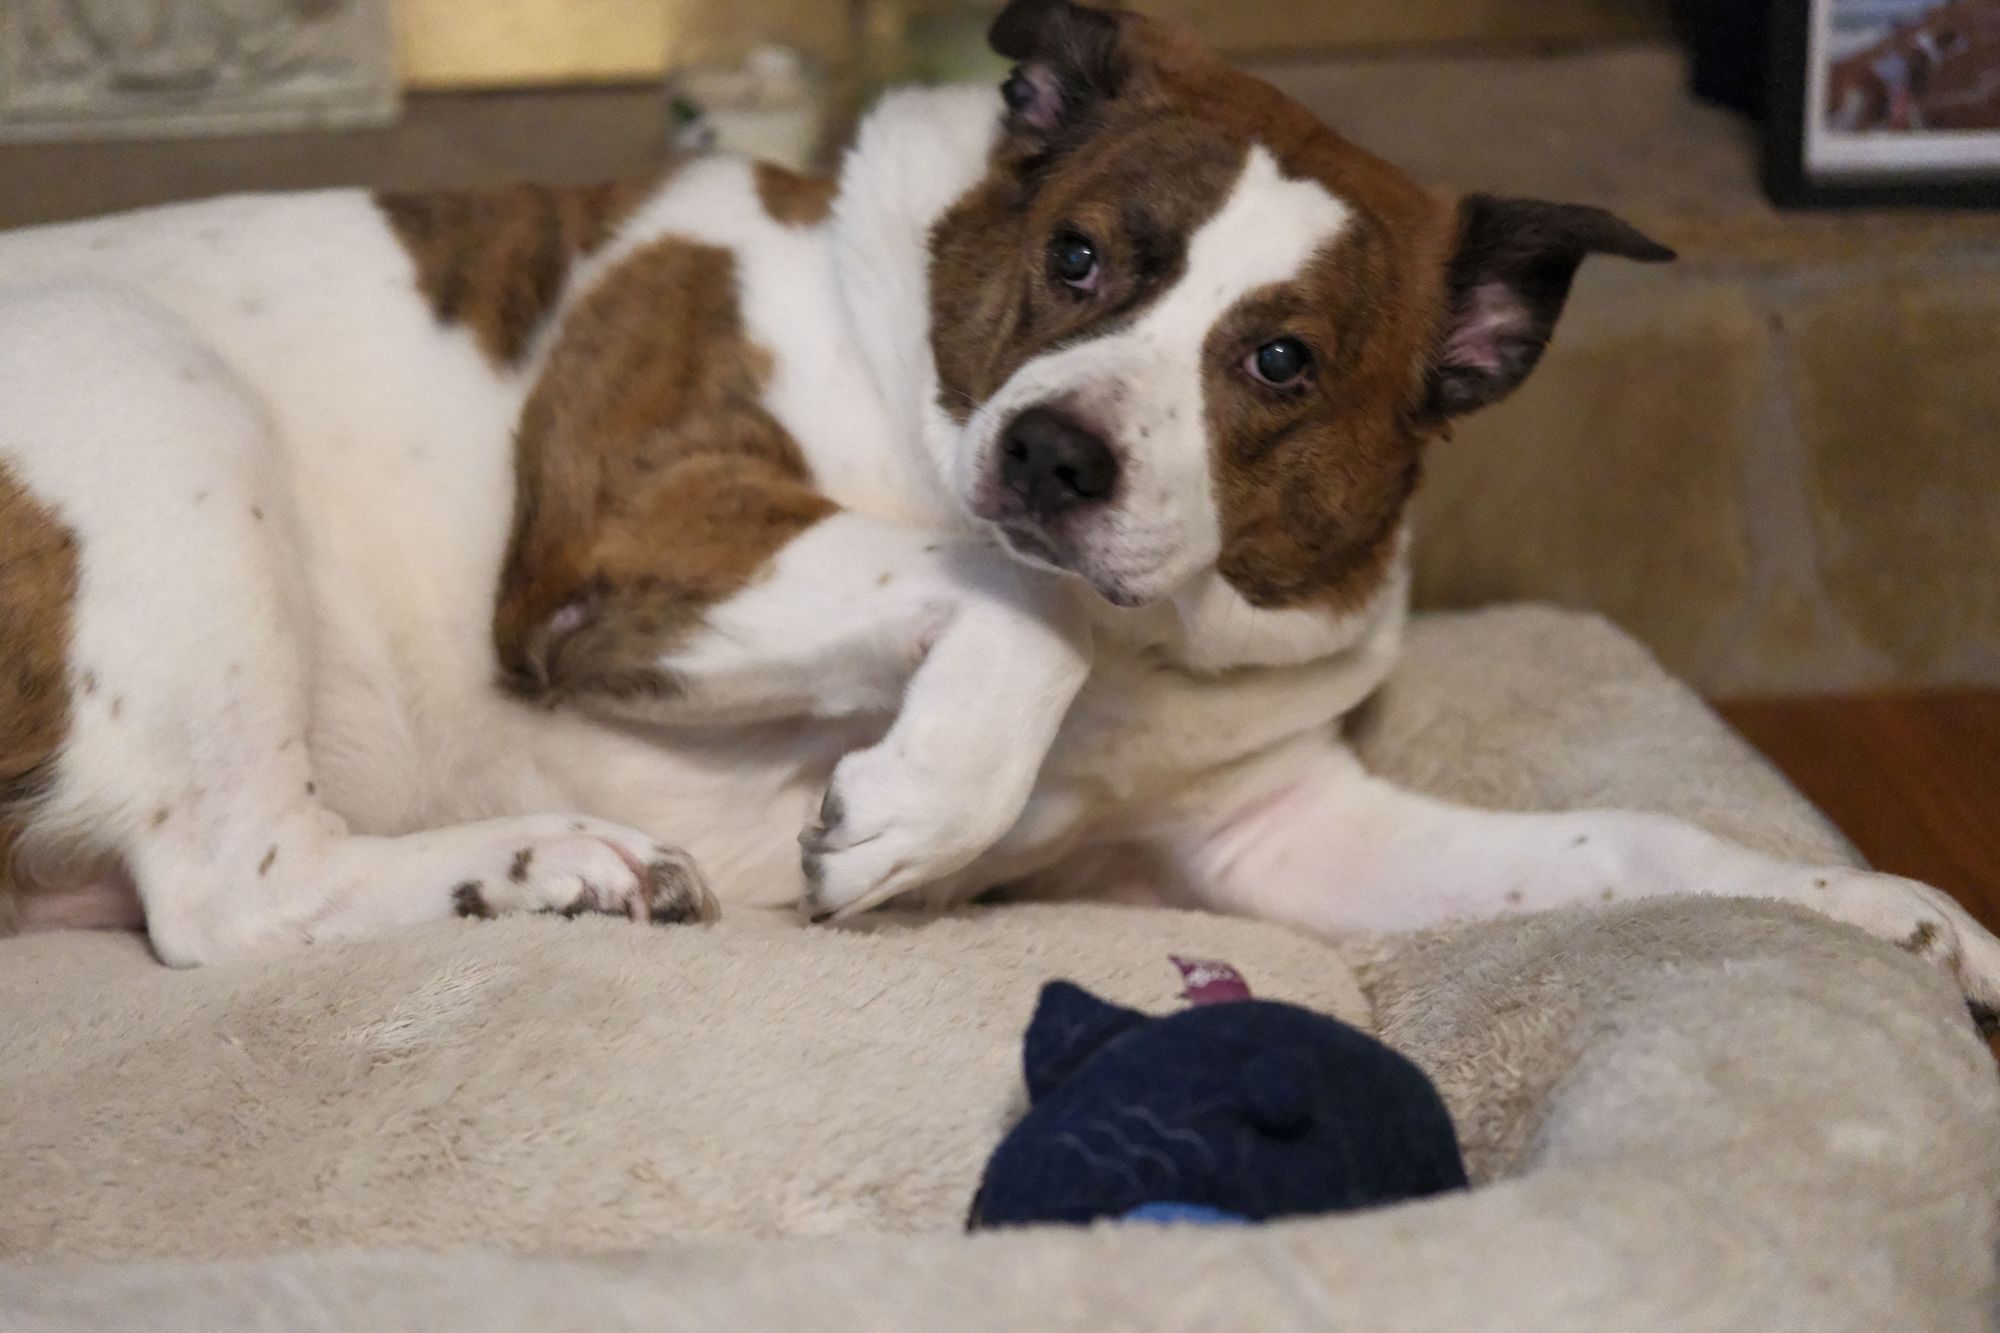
[1145,145,1354,337]
[1080,147,1351,596]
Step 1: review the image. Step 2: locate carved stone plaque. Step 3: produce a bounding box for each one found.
[0,0,397,142]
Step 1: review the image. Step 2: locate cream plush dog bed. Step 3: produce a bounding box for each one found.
[3,607,1996,1331]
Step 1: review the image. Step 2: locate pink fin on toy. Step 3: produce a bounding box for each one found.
[1171,956,1252,1006]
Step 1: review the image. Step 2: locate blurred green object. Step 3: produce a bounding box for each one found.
[663,43,831,172]
[854,0,1010,103]
[659,1,1006,173]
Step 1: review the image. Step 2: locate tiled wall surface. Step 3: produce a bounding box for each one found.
[1318,49,2000,695]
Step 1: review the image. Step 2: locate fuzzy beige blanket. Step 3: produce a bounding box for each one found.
[3,608,1995,1331]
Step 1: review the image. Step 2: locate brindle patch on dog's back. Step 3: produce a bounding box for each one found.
[494,237,835,697]
[0,460,80,915]
[377,178,658,366]
[755,164,839,229]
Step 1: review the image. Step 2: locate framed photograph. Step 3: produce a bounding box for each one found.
[1767,0,2000,206]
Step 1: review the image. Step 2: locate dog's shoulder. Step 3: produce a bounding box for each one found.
[374,177,663,368]
[432,158,848,693]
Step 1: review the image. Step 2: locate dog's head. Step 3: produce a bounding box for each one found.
[927,0,1672,613]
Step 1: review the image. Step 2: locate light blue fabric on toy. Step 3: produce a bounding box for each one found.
[1121,1203,1249,1227]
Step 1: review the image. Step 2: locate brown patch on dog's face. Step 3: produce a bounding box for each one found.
[1200,208,1445,611]
[755,163,839,229]
[377,178,658,366]
[0,461,80,904]
[930,117,1248,419]
[935,2,1671,614]
[1126,21,1469,611]
[494,237,835,700]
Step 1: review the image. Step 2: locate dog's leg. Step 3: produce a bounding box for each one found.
[909,620,1409,908]
[719,521,1094,919]
[1168,741,2000,1008]
[541,518,1085,728]
[507,504,1098,920]
[0,282,713,966]
[797,575,1094,919]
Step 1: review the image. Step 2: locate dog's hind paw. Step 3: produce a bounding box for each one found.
[450,817,718,927]
[1809,870,2000,1014]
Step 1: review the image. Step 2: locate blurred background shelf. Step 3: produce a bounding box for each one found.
[392,0,1674,90]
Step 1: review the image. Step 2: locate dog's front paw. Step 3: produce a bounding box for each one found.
[799,747,1006,922]
[1813,870,2000,1015]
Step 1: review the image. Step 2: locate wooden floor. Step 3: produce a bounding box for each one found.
[1717,692,2000,937]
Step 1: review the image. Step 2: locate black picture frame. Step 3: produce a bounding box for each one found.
[1765,0,2000,208]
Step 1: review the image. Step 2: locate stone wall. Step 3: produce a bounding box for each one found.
[1267,49,2000,696]
[1416,250,2000,695]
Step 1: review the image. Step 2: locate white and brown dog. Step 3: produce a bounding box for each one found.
[3,0,1997,1008]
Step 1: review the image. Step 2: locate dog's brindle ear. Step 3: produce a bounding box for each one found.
[1423,195,1675,423]
[990,0,1125,140]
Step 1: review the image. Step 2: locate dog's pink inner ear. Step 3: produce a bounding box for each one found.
[989,0,1124,143]
[1420,194,1673,425]
[1005,63,1068,134]
[547,601,590,639]
[1438,282,1526,378]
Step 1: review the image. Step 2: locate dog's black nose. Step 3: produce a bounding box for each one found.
[999,408,1118,521]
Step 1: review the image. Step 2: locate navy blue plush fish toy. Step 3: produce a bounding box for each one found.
[967,976,1468,1229]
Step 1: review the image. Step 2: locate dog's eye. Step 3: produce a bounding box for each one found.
[1049,232,1100,293]
[1248,337,1312,387]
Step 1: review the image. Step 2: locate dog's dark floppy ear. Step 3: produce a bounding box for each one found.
[1423,195,1675,423]
[989,0,1126,141]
